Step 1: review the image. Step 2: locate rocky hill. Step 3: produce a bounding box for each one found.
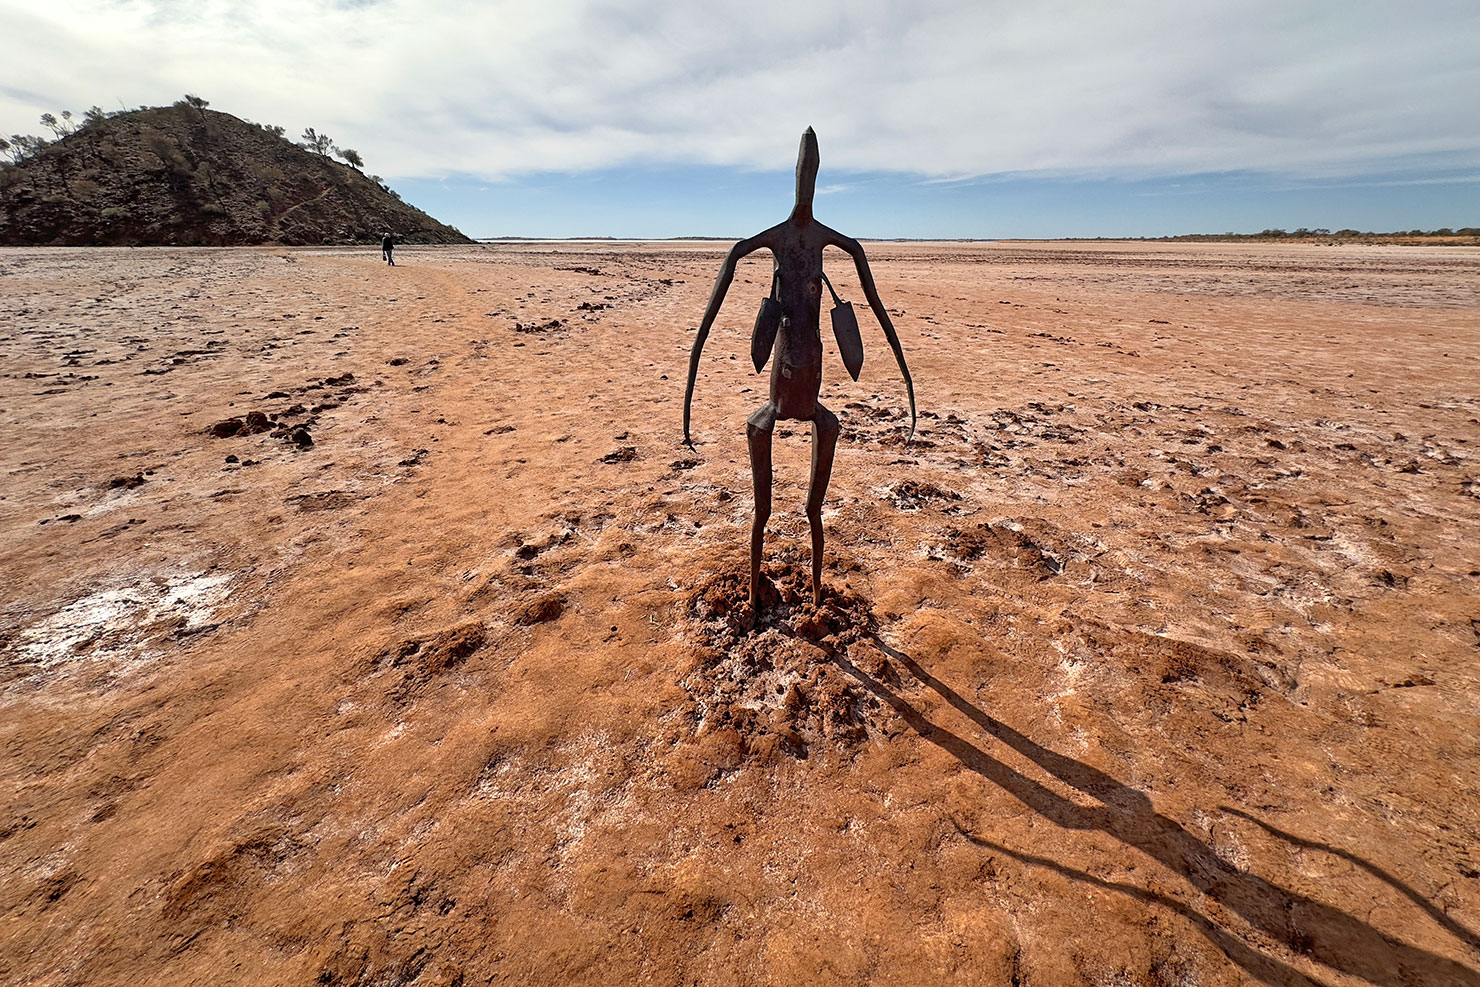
[0,104,471,246]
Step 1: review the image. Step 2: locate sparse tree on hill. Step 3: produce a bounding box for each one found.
[84,106,106,126]
[142,127,191,176]
[262,123,286,138]
[40,113,64,139]
[182,94,210,123]
[9,133,48,161]
[300,127,334,156]
[336,147,364,169]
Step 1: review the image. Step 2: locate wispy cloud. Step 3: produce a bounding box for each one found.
[2,0,1476,184]
[1264,173,1480,191]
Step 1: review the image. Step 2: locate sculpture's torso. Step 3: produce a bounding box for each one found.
[767,223,829,420]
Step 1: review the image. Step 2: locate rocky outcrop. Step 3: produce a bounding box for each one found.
[0,105,471,246]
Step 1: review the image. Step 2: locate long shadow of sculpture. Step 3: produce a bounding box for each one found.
[834,645,1480,987]
[1220,804,1480,957]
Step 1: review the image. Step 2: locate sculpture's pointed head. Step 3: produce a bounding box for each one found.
[794,127,819,213]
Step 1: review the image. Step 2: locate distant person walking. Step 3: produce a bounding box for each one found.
[381,232,395,266]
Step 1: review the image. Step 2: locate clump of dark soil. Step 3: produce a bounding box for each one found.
[680,551,892,760]
[511,593,565,626]
[360,622,488,704]
[514,319,565,334]
[941,521,1065,577]
[884,479,963,510]
[208,411,271,438]
[373,623,486,675]
[280,425,313,448]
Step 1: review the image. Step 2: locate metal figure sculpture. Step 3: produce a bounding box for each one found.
[684,127,916,617]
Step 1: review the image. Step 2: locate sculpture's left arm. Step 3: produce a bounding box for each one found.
[684,230,772,446]
[830,232,916,439]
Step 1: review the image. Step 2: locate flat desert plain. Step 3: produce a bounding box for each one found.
[2,240,1479,986]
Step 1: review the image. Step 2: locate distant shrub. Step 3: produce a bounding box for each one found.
[8,133,49,163]
[32,111,79,137]
[256,199,271,216]
[179,94,210,124]
[201,202,227,216]
[142,127,192,175]
[337,147,364,169]
[100,206,128,221]
[300,127,333,156]
[261,123,286,138]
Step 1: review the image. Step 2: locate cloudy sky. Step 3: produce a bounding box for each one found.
[3,0,1476,237]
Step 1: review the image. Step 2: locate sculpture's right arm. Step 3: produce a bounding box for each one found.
[683,232,769,446]
[826,230,917,440]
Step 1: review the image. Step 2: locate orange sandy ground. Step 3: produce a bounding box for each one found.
[2,241,1479,986]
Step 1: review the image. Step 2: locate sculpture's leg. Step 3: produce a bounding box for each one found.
[806,403,840,605]
[746,402,778,613]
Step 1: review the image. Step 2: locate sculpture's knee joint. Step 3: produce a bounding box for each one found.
[747,402,779,433]
[815,408,840,439]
